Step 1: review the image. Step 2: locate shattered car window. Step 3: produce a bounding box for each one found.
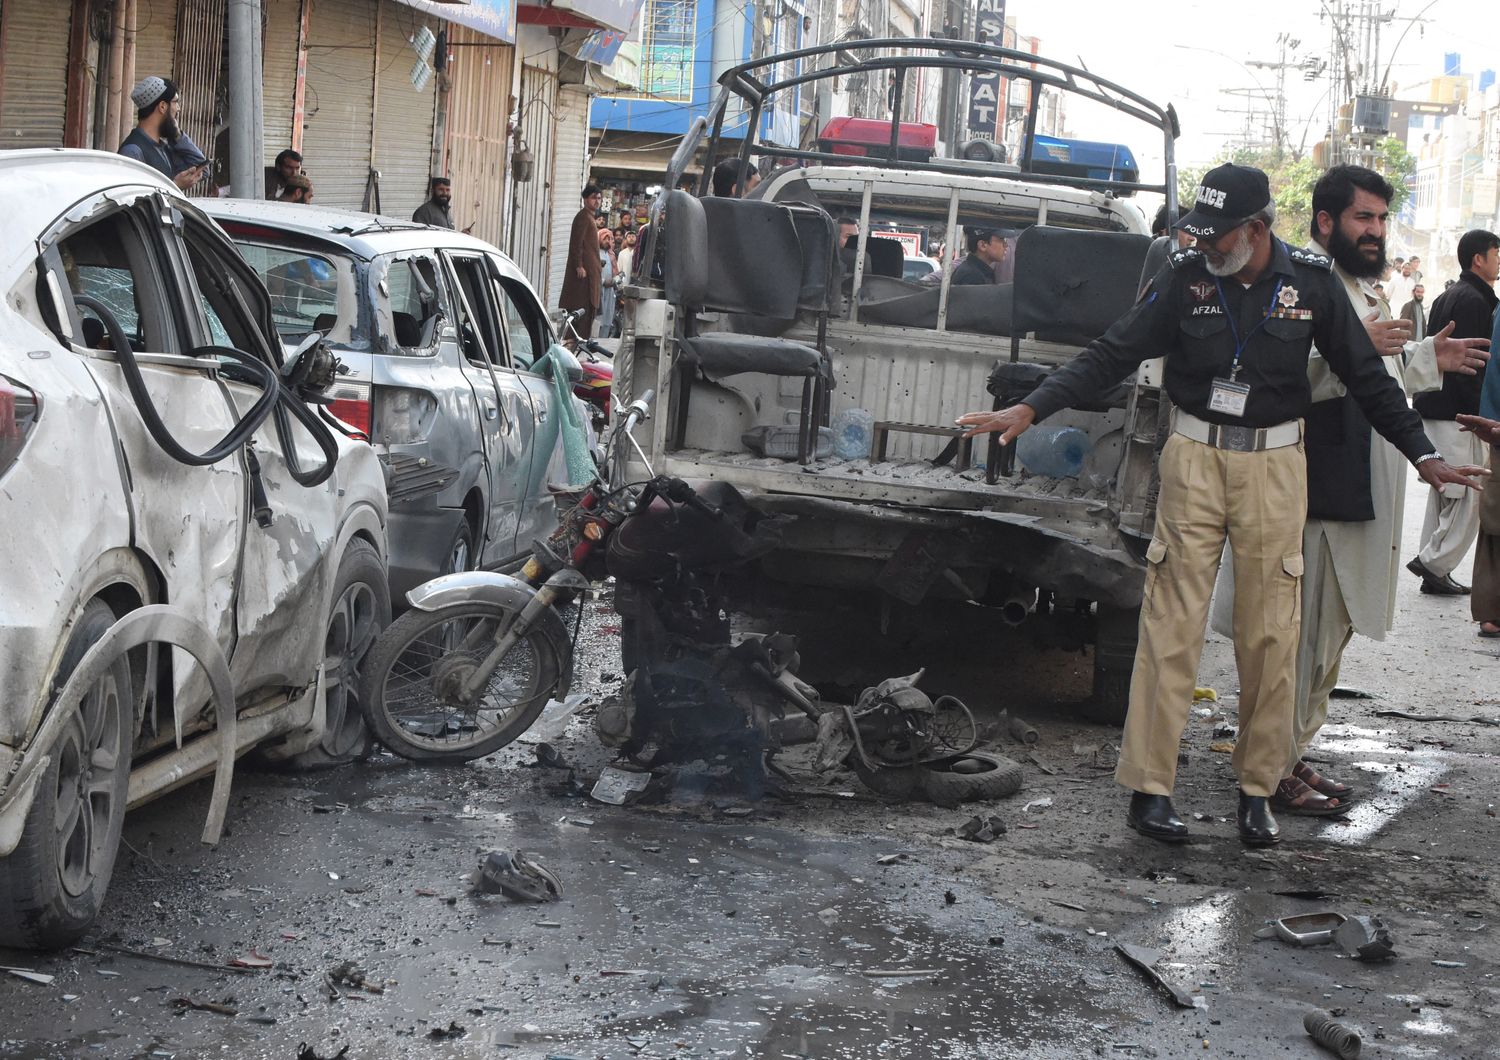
[235,243,346,340]
[384,256,443,352]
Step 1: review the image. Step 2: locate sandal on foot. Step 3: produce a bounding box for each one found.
[1293,758,1354,799]
[1479,622,1500,639]
[1271,776,1350,817]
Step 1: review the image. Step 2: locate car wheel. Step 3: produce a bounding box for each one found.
[447,519,476,576]
[917,752,1025,808]
[0,599,132,950]
[282,538,390,769]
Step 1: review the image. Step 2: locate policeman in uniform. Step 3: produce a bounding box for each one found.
[957,163,1486,846]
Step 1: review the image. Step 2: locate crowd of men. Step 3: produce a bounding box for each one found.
[959,161,1497,847]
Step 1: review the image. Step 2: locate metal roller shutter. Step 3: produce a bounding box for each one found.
[133,0,179,85]
[0,0,74,148]
[301,0,376,210]
[262,0,303,163]
[371,0,437,220]
[172,0,226,161]
[546,83,591,309]
[442,24,513,247]
[507,64,556,298]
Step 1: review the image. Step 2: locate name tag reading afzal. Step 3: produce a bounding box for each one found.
[1208,378,1251,418]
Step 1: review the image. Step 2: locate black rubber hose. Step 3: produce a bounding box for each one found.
[74,294,280,466]
[269,395,340,488]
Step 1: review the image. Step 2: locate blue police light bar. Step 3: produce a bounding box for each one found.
[1027,135,1140,193]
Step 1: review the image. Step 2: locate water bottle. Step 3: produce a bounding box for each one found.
[831,407,875,460]
[1016,425,1092,478]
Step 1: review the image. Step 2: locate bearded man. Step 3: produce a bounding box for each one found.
[1211,165,1491,815]
[119,77,204,192]
[957,163,1486,847]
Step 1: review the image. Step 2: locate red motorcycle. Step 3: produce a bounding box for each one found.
[560,309,612,431]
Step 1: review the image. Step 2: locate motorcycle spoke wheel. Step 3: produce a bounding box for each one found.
[368,604,559,760]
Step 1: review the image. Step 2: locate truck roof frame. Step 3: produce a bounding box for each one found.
[692,37,1179,206]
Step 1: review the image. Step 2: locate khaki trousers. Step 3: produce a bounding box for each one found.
[1116,432,1307,798]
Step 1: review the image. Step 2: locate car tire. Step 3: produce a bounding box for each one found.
[0,599,132,950]
[917,752,1025,808]
[282,538,390,770]
[851,758,922,801]
[447,519,476,576]
[1088,604,1139,726]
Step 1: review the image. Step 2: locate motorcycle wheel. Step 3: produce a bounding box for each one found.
[360,600,569,763]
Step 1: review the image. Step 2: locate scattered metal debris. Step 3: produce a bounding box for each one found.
[1255,912,1347,946]
[170,997,238,1017]
[1431,959,1467,969]
[72,943,257,975]
[229,950,273,969]
[1329,686,1374,700]
[3,968,54,986]
[1334,915,1396,962]
[1004,712,1039,746]
[296,1044,350,1060]
[428,1021,467,1040]
[1304,1009,1361,1058]
[475,851,562,902]
[590,766,655,805]
[328,960,384,995]
[956,815,1007,843]
[1114,942,1201,1009]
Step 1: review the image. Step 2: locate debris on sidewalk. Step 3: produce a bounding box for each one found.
[817,907,840,926]
[1373,709,1500,726]
[1025,751,1058,775]
[3,968,55,986]
[1329,686,1374,700]
[427,1021,467,1040]
[956,815,1007,843]
[1114,942,1202,1009]
[1334,915,1396,962]
[1021,798,1052,814]
[229,950,273,969]
[1193,687,1218,703]
[329,960,384,995]
[296,1044,350,1060]
[1209,740,1236,754]
[1255,911,1346,946]
[590,765,655,805]
[1304,1009,1362,1058]
[475,850,562,902]
[170,997,238,1016]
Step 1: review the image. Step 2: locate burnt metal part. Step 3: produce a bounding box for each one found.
[1114,942,1200,1009]
[1304,1009,1362,1059]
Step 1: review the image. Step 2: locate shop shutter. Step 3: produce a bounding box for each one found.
[172,0,226,161]
[0,0,74,148]
[546,84,591,309]
[301,0,375,210]
[134,0,181,86]
[371,0,438,220]
[262,0,303,164]
[507,64,557,298]
[441,23,513,248]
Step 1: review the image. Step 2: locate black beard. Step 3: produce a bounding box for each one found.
[1327,224,1386,279]
[159,116,181,144]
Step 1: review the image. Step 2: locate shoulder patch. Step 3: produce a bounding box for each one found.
[1288,247,1333,271]
[1168,246,1203,270]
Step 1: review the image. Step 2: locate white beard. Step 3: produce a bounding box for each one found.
[1204,227,1254,277]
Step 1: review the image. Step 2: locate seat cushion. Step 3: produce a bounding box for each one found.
[680,333,823,380]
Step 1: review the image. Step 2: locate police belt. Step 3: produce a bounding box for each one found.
[1172,409,1301,452]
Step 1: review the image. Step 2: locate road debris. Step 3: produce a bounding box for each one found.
[876,853,905,865]
[475,851,562,902]
[957,815,1007,842]
[1329,686,1374,700]
[1025,751,1058,775]
[590,766,654,805]
[428,1021,467,1040]
[1255,912,1346,946]
[296,1045,350,1060]
[170,997,238,1016]
[863,968,940,978]
[1193,687,1218,703]
[1334,915,1396,962]
[1431,960,1467,968]
[1021,798,1052,814]
[1005,713,1039,745]
[1049,899,1088,912]
[74,943,257,975]
[1115,942,1202,1009]
[817,907,840,925]
[329,960,384,995]
[229,950,273,969]
[1303,1009,1361,1058]
[1373,709,1500,726]
[4,968,55,986]
[1209,741,1236,754]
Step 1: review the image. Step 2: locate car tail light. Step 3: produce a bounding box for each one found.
[0,376,39,479]
[325,379,371,438]
[372,385,438,444]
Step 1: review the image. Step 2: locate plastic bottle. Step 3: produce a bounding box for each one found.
[1015,425,1092,478]
[831,407,875,461]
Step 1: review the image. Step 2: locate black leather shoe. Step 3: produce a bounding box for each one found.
[1126,792,1189,842]
[1420,573,1471,595]
[1406,555,1434,581]
[1238,791,1281,846]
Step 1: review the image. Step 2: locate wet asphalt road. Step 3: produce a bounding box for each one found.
[3,477,1500,1058]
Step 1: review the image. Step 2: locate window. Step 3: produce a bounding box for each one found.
[183,225,264,355]
[446,254,507,369]
[383,256,444,352]
[234,242,347,340]
[495,275,547,370]
[58,212,171,354]
[639,0,696,102]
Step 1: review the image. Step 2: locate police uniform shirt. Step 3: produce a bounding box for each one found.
[1023,238,1435,464]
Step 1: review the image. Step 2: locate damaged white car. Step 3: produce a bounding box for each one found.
[0,151,388,949]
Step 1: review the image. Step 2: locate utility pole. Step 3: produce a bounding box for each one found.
[1246,31,1301,160]
[227,0,266,199]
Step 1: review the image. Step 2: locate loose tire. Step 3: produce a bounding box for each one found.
[917,752,1025,808]
[282,538,390,769]
[851,758,922,801]
[360,599,570,762]
[0,599,132,949]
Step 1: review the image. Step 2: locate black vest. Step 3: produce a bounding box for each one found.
[1306,393,1375,522]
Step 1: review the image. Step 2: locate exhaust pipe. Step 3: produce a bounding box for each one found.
[1000,590,1036,626]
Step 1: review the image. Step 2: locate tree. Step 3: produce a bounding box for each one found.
[1377,136,1417,212]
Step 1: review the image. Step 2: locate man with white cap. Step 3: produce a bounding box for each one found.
[119,76,204,192]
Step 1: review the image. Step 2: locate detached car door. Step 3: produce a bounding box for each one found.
[440,250,536,565]
[40,191,246,717]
